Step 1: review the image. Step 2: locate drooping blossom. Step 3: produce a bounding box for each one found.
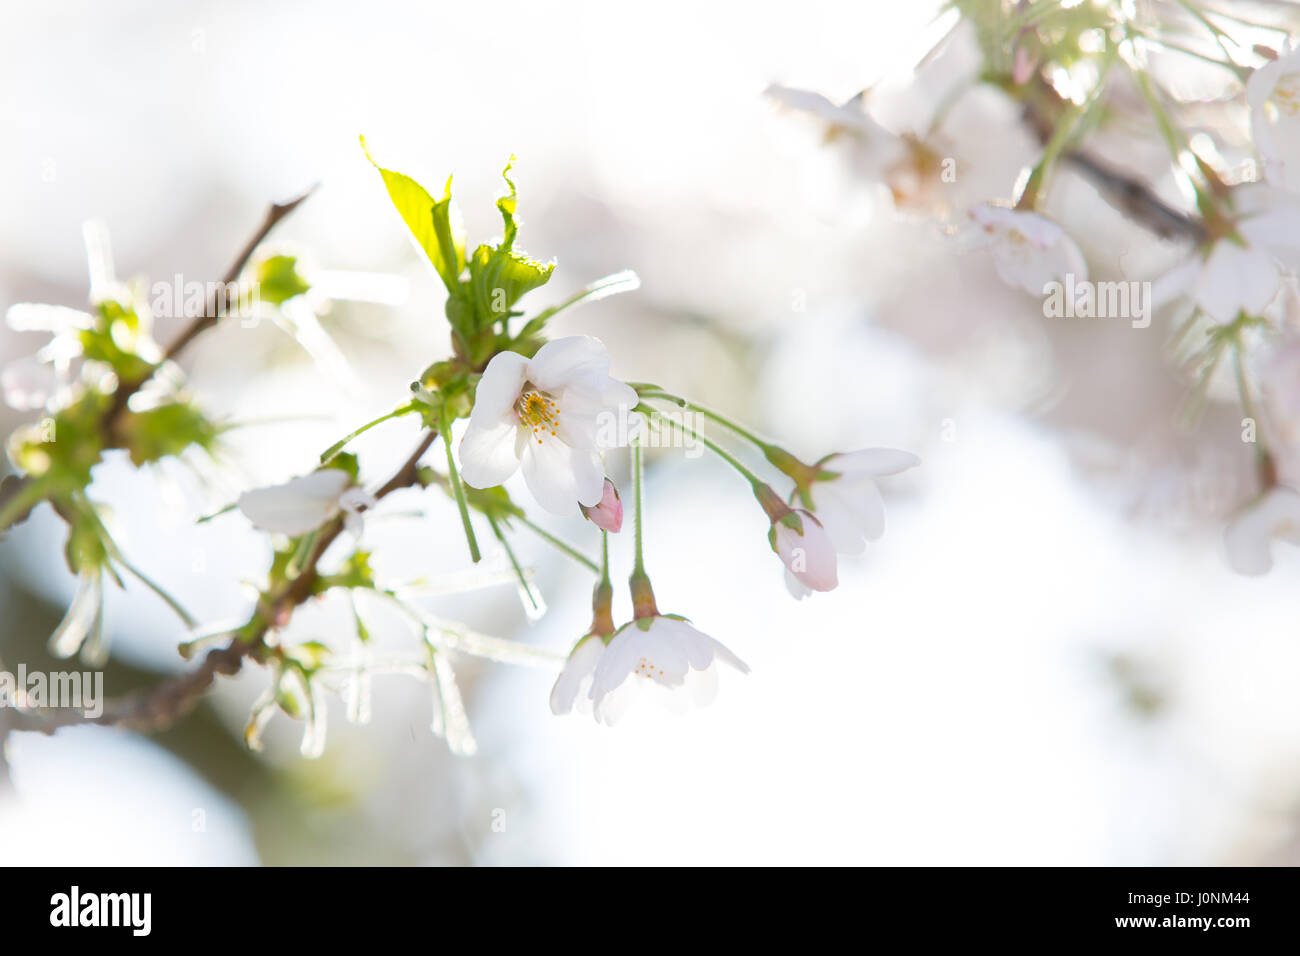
[587,616,748,726]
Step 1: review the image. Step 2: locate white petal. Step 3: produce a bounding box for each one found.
[774,513,838,591]
[1224,486,1300,576]
[1196,242,1281,323]
[527,336,611,391]
[6,303,93,334]
[458,420,522,489]
[816,478,886,551]
[784,567,812,599]
[549,635,605,715]
[470,349,529,425]
[521,437,582,515]
[1,357,59,411]
[830,448,920,477]
[238,470,350,535]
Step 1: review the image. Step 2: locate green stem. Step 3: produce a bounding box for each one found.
[487,514,540,611]
[599,529,611,588]
[638,404,764,489]
[438,406,481,563]
[632,441,646,576]
[515,515,599,573]
[320,401,419,464]
[0,477,45,533]
[77,493,197,627]
[638,389,773,453]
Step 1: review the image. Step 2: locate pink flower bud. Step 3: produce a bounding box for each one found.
[581,478,623,533]
[774,510,838,592]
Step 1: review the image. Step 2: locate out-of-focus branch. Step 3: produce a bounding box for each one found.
[0,189,318,535]
[157,186,317,366]
[0,429,436,748]
[1017,80,1207,243]
[1061,148,1208,243]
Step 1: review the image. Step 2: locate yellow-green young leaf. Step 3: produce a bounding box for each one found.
[468,245,555,325]
[467,159,554,325]
[256,254,311,306]
[360,136,466,295]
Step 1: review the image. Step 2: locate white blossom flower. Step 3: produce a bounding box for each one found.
[1248,46,1300,194]
[1154,185,1300,324]
[549,633,607,715]
[48,569,106,665]
[1224,485,1300,576]
[458,336,637,515]
[773,510,838,596]
[587,616,748,726]
[1,304,93,412]
[967,203,1089,296]
[1258,324,1300,463]
[238,469,376,537]
[810,448,920,554]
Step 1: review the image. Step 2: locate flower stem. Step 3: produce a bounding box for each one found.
[637,388,772,452]
[629,440,658,619]
[591,531,614,637]
[438,407,481,563]
[320,401,420,464]
[487,514,541,612]
[515,516,599,573]
[638,404,763,489]
[632,440,646,576]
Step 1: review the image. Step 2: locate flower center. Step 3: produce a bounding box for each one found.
[516,386,559,444]
[1273,73,1300,117]
[634,656,665,678]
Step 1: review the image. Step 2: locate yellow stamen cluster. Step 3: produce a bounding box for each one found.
[517,387,559,444]
[634,656,665,678]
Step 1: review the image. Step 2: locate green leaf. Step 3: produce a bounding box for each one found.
[466,160,554,326]
[361,136,466,296]
[118,400,222,466]
[255,254,312,306]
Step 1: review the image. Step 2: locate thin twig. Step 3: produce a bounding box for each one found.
[1,430,436,739]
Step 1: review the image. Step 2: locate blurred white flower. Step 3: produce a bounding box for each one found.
[549,633,606,715]
[1258,325,1300,464]
[588,616,748,726]
[774,510,838,598]
[1,304,94,412]
[1,357,61,411]
[967,204,1088,296]
[458,336,637,515]
[48,569,106,665]
[1224,485,1300,575]
[1248,46,1300,194]
[1154,186,1300,324]
[237,469,376,537]
[764,84,894,141]
[810,448,920,555]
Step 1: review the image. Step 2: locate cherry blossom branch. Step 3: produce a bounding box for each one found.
[1017,80,1207,243]
[0,189,317,535]
[157,186,318,366]
[0,430,437,745]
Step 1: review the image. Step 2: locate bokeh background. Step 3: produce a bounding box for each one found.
[3,0,1300,865]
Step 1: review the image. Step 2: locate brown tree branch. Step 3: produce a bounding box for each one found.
[0,429,437,744]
